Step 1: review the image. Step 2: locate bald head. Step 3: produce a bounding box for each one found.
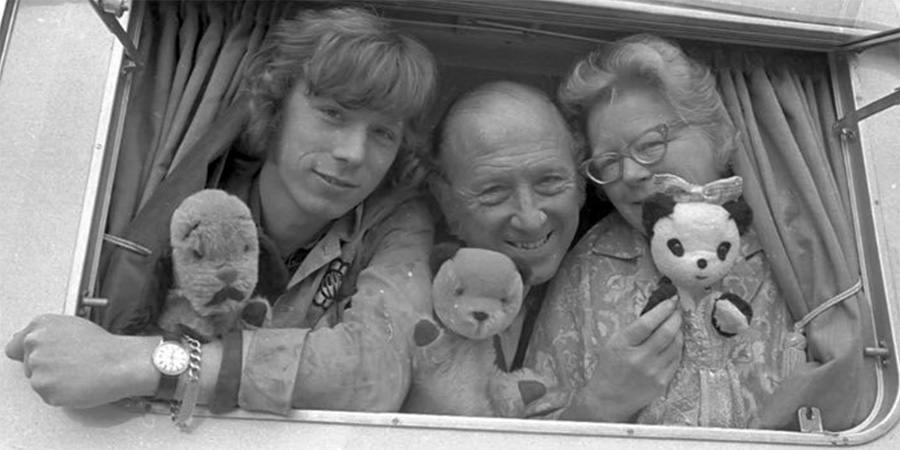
[432,81,578,176]
[428,81,584,286]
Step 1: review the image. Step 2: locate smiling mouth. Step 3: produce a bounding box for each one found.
[695,275,708,280]
[508,232,552,251]
[316,170,357,189]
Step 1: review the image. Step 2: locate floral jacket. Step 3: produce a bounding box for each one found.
[526,212,793,427]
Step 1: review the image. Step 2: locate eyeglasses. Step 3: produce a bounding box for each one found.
[580,121,683,185]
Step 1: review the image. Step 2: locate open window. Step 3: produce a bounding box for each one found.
[69,0,900,446]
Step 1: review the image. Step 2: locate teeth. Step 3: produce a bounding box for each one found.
[511,234,550,250]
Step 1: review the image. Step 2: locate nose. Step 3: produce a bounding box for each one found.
[472,311,489,322]
[331,126,367,165]
[620,157,652,183]
[697,259,707,269]
[509,187,547,230]
[217,268,238,284]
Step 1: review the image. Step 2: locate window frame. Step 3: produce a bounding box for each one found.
[65,0,900,446]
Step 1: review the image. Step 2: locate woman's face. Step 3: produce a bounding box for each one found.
[587,88,721,232]
[269,82,404,220]
[437,100,582,286]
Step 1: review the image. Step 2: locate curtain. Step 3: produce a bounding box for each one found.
[712,50,877,431]
[106,0,290,237]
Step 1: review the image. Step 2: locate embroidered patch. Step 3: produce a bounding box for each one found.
[313,259,349,309]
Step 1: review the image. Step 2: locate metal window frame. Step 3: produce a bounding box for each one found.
[70,0,900,446]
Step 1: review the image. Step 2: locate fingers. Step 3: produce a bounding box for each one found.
[5,318,40,361]
[621,299,677,346]
[644,307,682,356]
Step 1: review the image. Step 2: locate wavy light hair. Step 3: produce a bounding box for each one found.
[242,6,437,189]
[558,34,735,175]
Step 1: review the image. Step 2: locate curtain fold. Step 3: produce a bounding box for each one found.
[105,1,282,233]
[711,50,877,431]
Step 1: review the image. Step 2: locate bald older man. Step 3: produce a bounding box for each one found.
[426,81,585,371]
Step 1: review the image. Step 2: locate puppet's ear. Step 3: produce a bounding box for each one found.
[723,198,753,235]
[642,193,676,238]
[429,241,463,277]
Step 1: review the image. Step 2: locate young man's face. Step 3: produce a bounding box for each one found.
[436,95,582,286]
[268,82,405,220]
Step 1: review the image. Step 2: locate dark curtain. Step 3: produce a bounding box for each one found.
[106,0,293,235]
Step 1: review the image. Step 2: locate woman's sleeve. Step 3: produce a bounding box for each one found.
[237,198,434,414]
[525,248,591,418]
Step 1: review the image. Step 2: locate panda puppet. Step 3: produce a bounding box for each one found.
[637,174,757,427]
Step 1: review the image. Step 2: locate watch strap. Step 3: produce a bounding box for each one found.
[157,372,180,401]
[154,335,186,401]
[209,330,243,414]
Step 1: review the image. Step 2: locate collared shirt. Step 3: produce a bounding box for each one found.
[221,164,435,414]
[526,212,792,427]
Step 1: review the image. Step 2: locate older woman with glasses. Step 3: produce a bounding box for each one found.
[526,34,796,429]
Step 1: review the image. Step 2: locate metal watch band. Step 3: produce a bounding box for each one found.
[171,334,202,430]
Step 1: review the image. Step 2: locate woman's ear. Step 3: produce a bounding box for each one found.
[723,198,753,235]
[641,193,676,238]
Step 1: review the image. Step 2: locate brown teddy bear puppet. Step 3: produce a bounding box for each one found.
[401,242,563,418]
[157,189,272,342]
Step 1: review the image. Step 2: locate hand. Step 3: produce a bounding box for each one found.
[5,314,160,408]
[564,299,683,422]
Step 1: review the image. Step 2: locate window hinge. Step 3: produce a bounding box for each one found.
[864,341,892,367]
[834,87,900,138]
[88,0,142,67]
[798,406,823,433]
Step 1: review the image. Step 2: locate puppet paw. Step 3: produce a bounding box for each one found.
[518,380,547,406]
[413,319,441,347]
[240,298,271,329]
[641,278,678,315]
[711,292,753,337]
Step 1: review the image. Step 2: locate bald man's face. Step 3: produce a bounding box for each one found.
[435,95,583,285]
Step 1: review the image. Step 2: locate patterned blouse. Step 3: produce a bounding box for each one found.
[526,212,794,427]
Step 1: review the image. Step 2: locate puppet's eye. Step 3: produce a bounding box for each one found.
[454,286,465,296]
[667,238,684,257]
[191,249,203,259]
[244,244,251,253]
[717,242,732,261]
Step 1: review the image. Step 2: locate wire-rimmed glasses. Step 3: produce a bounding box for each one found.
[580,121,683,185]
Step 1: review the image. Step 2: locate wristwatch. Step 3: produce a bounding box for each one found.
[151,338,190,400]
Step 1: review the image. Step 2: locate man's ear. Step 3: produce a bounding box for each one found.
[642,193,676,238]
[430,241,463,277]
[723,198,753,235]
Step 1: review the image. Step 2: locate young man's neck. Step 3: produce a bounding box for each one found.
[258,162,330,258]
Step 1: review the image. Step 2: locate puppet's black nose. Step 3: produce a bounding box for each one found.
[217,269,238,284]
[472,311,488,322]
[697,259,707,269]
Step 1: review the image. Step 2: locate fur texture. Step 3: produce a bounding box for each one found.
[641,193,754,337]
[158,189,271,342]
[403,244,561,417]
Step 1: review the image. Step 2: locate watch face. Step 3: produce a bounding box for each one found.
[152,342,190,376]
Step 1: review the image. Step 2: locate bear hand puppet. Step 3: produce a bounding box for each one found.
[157,189,272,342]
[402,242,560,418]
